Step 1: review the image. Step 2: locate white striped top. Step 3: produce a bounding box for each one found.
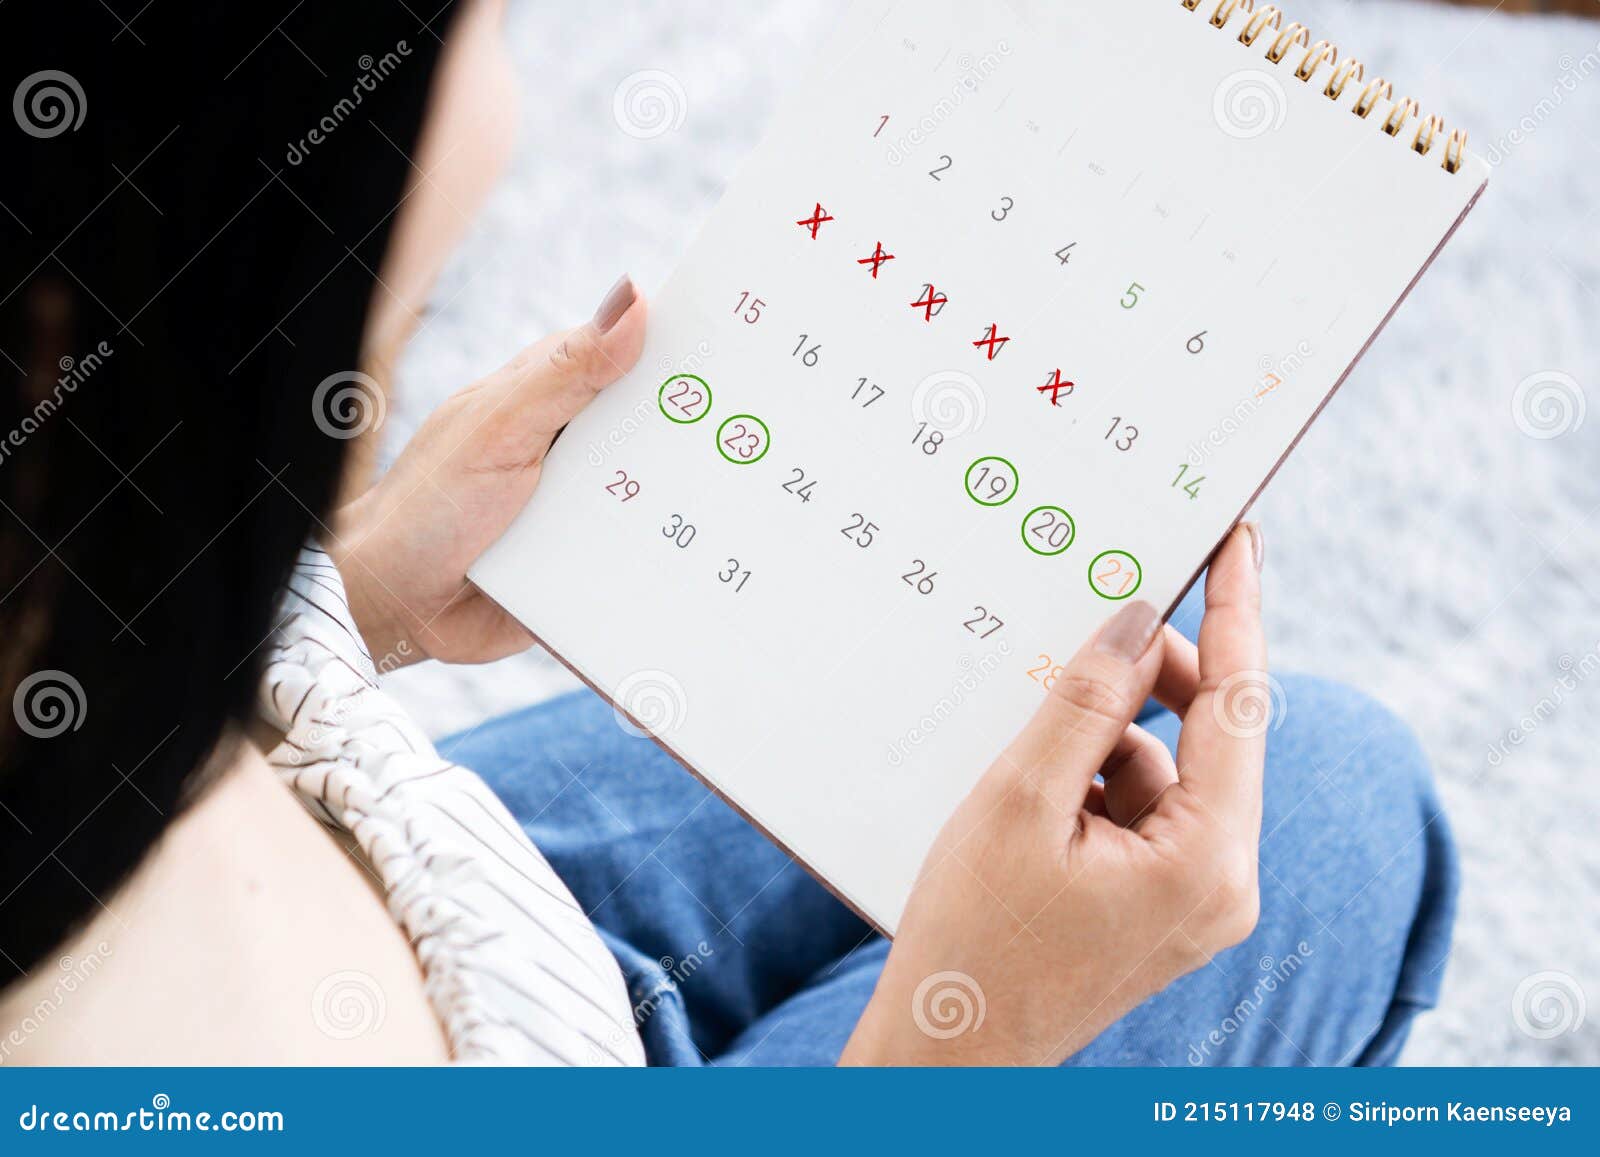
[256,547,645,1065]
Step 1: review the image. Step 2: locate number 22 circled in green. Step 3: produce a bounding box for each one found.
[659,374,712,424]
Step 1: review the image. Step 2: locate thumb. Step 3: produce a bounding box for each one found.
[478,274,647,463]
[991,600,1166,818]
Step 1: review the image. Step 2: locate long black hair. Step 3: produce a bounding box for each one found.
[0,3,454,975]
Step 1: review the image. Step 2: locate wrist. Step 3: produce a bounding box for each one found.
[325,495,425,672]
[842,985,1026,1067]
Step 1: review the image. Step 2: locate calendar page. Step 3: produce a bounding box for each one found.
[471,0,1488,932]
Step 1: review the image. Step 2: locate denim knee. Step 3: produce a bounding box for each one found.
[1254,674,1459,1060]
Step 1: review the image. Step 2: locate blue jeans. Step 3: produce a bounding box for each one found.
[441,588,1458,1066]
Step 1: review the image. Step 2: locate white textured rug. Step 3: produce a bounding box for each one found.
[383,0,1600,1065]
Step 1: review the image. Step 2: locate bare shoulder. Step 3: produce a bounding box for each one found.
[0,746,447,1065]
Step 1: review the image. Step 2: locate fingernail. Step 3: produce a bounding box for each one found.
[592,274,636,333]
[1242,522,1265,572]
[1094,600,1161,662]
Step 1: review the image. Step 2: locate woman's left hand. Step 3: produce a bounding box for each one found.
[332,275,645,668]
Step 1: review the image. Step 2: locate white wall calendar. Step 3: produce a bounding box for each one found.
[471,0,1489,933]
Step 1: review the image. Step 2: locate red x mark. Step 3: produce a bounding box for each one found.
[797,203,834,239]
[1037,368,1074,406]
[973,324,1009,360]
[911,284,948,322]
[857,242,895,278]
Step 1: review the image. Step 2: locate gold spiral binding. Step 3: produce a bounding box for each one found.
[1265,23,1310,63]
[1180,0,1470,173]
[1352,77,1392,119]
[1294,39,1337,83]
[1324,58,1364,100]
[1210,0,1252,29]
[1411,114,1444,157]
[1380,96,1419,137]
[1239,6,1282,46]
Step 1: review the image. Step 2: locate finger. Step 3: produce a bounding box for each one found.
[1173,523,1268,829]
[1152,624,1199,715]
[994,599,1166,817]
[1099,723,1179,828]
[479,275,647,460]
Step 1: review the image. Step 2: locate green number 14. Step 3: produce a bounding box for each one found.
[1172,462,1205,500]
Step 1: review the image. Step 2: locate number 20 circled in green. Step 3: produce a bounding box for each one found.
[658,374,712,424]
[1020,505,1075,556]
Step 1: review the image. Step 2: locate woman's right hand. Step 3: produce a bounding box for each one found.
[842,523,1267,1066]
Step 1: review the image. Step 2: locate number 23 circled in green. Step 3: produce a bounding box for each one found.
[716,415,771,465]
